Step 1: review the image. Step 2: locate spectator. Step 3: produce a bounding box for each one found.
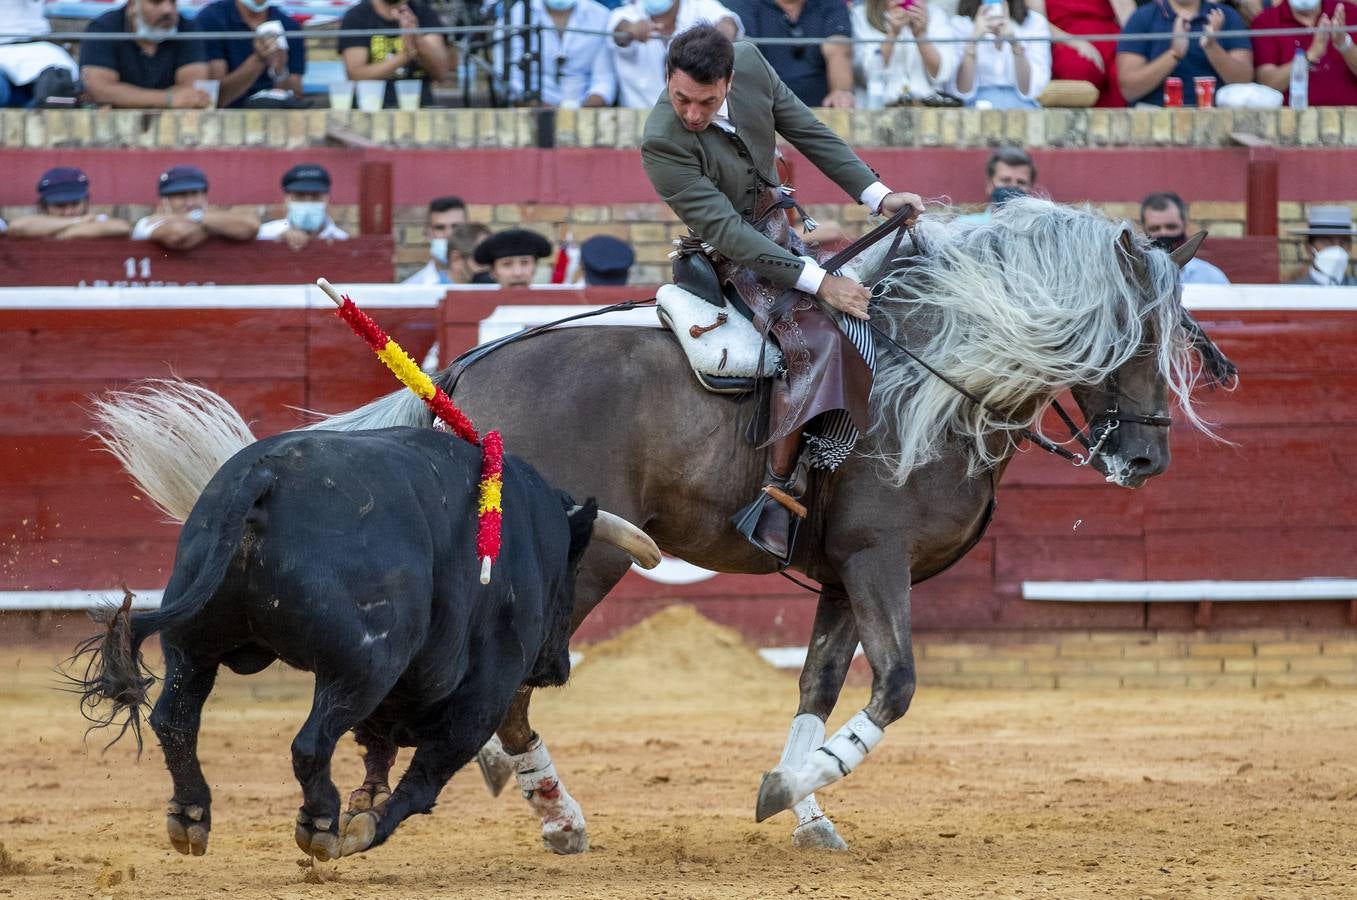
[7,167,132,239]
[1,0,80,108]
[725,0,855,107]
[500,0,616,107]
[339,0,448,108]
[1252,0,1357,106]
[1116,0,1252,107]
[257,164,349,249]
[580,235,636,284]
[948,0,1052,108]
[608,0,741,108]
[130,165,260,250]
[849,0,956,105]
[195,0,306,108]
[473,228,552,288]
[1139,192,1228,284]
[958,144,1036,223]
[1026,0,1133,106]
[404,196,473,284]
[1290,205,1357,286]
[79,0,212,108]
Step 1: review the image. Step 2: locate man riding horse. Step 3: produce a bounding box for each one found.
[642,26,925,563]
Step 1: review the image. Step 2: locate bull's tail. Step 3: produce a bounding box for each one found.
[64,464,275,753]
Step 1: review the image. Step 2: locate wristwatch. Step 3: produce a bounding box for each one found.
[188,208,205,223]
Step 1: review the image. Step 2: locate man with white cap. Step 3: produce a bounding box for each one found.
[1290,205,1357,286]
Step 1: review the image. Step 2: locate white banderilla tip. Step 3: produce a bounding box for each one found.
[480,556,493,585]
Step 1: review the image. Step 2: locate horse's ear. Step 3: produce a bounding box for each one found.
[1117,227,1149,283]
[1170,231,1208,268]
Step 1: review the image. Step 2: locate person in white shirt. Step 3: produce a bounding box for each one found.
[499,0,616,106]
[948,0,1050,108]
[850,0,956,106]
[257,163,349,249]
[0,0,79,108]
[1139,192,1230,285]
[131,164,259,250]
[607,0,742,108]
[403,198,481,284]
[1288,205,1357,287]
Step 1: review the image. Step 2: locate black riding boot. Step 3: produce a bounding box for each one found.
[732,382,805,563]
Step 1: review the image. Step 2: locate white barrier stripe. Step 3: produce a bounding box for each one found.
[0,589,163,611]
[1023,579,1357,602]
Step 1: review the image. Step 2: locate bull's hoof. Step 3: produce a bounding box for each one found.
[542,820,588,855]
[294,811,340,862]
[346,782,390,813]
[166,800,209,856]
[791,817,848,851]
[755,767,798,823]
[339,810,378,857]
[477,737,514,797]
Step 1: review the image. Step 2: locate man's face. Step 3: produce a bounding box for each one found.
[1309,235,1352,257]
[1141,206,1187,240]
[163,191,207,215]
[286,190,329,205]
[667,69,732,132]
[135,0,178,30]
[42,199,88,217]
[988,162,1033,192]
[491,255,537,287]
[427,207,467,240]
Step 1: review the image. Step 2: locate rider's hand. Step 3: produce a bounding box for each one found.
[817,274,872,321]
[878,191,924,218]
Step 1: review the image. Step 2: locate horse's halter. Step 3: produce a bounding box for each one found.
[1050,374,1172,468]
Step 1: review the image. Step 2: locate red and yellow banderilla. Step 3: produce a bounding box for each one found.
[316,278,503,584]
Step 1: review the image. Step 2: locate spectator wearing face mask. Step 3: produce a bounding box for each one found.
[1139,192,1228,284]
[257,164,349,250]
[958,144,1035,224]
[499,0,617,106]
[608,0,742,108]
[195,0,306,108]
[404,196,475,284]
[473,228,553,288]
[1252,0,1357,106]
[79,0,212,108]
[130,165,260,250]
[1290,206,1357,286]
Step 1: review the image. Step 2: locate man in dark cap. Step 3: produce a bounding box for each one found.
[131,164,260,250]
[258,163,349,249]
[473,228,552,288]
[7,166,132,239]
[580,234,635,285]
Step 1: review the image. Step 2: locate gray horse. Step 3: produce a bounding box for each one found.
[93,200,1235,854]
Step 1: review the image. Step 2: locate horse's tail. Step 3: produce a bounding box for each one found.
[65,463,274,753]
[302,384,431,433]
[90,379,258,523]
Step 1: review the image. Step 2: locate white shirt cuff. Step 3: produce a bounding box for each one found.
[859,181,892,214]
[796,257,827,295]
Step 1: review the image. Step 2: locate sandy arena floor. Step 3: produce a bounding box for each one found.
[2,606,1355,899]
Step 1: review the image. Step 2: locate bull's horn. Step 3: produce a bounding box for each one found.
[588,509,662,569]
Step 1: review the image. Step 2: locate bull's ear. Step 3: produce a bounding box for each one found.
[1170,231,1208,268]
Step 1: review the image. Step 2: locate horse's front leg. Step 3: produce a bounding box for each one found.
[757,551,912,822]
[775,583,859,850]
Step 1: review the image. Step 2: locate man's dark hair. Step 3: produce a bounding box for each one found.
[1140,191,1187,222]
[429,196,467,216]
[666,25,735,83]
[985,145,1037,183]
[957,0,1029,23]
[449,223,488,258]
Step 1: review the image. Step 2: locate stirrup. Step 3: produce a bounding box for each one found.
[731,479,804,564]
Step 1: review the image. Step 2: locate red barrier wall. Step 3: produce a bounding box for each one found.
[4,295,1355,642]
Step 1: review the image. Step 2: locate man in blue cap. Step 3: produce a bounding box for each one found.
[7,166,132,239]
[257,163,350,249]
[579,234,636,285]
[131,164,260,250]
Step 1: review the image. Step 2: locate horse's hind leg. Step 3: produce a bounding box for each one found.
[149,645,219,856]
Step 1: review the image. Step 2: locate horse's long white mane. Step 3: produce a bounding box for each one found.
[858,198,1206,486]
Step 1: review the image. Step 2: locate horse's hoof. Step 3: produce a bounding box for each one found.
[542,821,589,855]
[755,768,797,823]
[791,817,848,851]
[295,811,341,861]
[340,810,378,857]
[166,800,209,856]
[347,782,390,813]
[477,737,514,798]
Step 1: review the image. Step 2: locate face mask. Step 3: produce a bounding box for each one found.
[133,5,177,41]
[1151,233,1186,253]
[287,201,326,233]
[544,0,577,10]
[1290,0,1321,12]
[642,0,674,16]
[429,237,449,265]
[1314,244,1350,282]
[990,186,1026,207]
[239,0,271,11]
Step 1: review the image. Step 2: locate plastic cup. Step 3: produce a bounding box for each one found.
[557,73,584,110]
[356,79,385,111]
[1194,75,1216,108]
[193,79,220,108]
[1163,76,1183,108]
[394,78,421,110]
[328,80,353,111]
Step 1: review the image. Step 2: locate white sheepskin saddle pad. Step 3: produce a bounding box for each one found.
[655,284,782,381]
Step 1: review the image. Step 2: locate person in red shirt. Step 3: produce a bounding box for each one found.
[1252,0,1357,105]
[1028,0,1135,105]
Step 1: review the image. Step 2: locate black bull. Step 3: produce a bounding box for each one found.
[71,426,658,861]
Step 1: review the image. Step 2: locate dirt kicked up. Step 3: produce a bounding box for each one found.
[2,605,1355,899]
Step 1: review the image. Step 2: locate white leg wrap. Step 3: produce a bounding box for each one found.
[779,715,829,827]
[511,737,586,849]
[797,710,884,798]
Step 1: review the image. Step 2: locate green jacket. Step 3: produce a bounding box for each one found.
[641,41,879,290]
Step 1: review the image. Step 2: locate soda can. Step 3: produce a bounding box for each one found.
[1194,75,1216,107]
[1163,76,1184,107]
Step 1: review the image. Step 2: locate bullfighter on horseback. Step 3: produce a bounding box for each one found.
[641,25,925,563]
